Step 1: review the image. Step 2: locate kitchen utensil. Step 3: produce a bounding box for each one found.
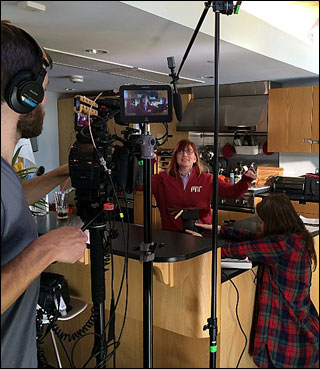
[262,142,273,155]
[221,143,235,158]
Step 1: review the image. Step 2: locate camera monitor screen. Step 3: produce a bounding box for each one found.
[119,85,172,124]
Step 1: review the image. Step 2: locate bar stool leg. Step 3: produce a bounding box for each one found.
[50,329,62,368]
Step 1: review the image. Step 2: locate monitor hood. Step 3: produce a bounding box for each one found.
[177,81,281,133]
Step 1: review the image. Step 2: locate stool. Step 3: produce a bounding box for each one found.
[39,297,88,368]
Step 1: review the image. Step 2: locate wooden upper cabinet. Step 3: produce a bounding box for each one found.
[268,86,319,153]
[312,85,319,154]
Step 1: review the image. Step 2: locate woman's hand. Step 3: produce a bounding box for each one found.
[185,229,203,237]
[195,223,221,232]
[185,224,221,237]
[243,169,256,181]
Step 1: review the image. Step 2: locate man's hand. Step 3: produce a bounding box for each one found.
[1,226,88,314]
[34,226,88,264]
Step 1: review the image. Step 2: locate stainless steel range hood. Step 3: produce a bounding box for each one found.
[177,81,281,133]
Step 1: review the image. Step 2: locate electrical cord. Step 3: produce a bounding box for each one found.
[222,271,247,369]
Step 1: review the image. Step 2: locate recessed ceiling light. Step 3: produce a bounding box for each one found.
[85,48,108,55]
[65,88,75,91]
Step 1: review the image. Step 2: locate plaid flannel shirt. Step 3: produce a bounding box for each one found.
[220,225,319,368]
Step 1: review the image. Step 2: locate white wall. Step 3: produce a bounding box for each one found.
[33,91,63,202]
[279,153,319,176]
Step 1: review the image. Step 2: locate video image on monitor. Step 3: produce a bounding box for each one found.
[119,85,172,124]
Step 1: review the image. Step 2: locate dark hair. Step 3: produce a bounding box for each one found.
[167,139,202,177]
[1,20,52,103]
[256,193,317,271]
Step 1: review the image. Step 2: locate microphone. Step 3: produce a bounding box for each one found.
[167,56,183,122]
[173,92,182,121]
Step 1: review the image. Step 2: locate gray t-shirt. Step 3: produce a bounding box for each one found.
[1,157,39,368]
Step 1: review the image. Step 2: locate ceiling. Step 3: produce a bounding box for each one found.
[1,1,319,96]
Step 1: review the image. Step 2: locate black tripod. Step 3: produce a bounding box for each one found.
[168,2,242,367]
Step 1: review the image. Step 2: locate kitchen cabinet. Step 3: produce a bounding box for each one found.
[291,201,319,219]
[311,85,319,154]
[218,197,262,226]
[268,85,319,153]
[134,192,162,229]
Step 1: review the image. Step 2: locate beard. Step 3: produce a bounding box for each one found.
[17,105,45,139]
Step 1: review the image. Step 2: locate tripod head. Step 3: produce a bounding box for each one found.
[211,1,242,15]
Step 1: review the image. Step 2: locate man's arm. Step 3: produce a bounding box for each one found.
[22,164,69,205]
[1,226,87,314]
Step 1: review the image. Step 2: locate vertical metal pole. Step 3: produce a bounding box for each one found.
[209,10,220,369]
[142,125,153,368]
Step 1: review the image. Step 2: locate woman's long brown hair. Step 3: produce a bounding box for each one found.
[167,139,202,177]
[256,194,317,271]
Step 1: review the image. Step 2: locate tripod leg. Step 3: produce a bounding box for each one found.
[50,329,62,368]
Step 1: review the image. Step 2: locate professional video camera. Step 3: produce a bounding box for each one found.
[68,85,172,219]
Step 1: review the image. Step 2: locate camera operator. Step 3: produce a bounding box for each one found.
[1,21,87,368]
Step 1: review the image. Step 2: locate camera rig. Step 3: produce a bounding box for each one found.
[68,86,172,367]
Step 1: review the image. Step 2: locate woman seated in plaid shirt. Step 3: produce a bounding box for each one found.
[190,193,319,368]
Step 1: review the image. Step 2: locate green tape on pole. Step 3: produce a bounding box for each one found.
[138,160,143,166]
[210,345,217,353]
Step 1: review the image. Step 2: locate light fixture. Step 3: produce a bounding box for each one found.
[198,75,214,79]
[85,49,108,55]
[17,1,46,12]
[65,88,75,91]
[69,75,84,83]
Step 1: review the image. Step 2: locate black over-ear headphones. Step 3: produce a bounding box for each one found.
[4,28,49,114]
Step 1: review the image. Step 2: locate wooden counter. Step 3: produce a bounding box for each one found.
[38,215,318,368]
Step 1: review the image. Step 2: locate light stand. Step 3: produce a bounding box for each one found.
[136,124,158,368]
[167,2,242,367]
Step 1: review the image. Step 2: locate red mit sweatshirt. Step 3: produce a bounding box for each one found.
[152,167,252,232]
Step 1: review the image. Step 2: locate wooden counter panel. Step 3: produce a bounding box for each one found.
[47,249,220,339]
[218,267,258,368]
[153,249,221,338]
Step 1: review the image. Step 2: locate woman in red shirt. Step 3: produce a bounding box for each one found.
[152,139,256,232]
[194,194,319,368]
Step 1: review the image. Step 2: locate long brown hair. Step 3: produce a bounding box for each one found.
[256,194,317,271]
[167,139,202,178]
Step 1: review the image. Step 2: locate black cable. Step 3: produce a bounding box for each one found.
[55,333,75,368]
[155,122,169,147]
[222,271,247,369]
[51,308,95,343]
[251,268,257,285]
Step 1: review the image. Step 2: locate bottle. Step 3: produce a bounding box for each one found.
[234,168,241,183]
[230,169,235,184]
